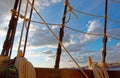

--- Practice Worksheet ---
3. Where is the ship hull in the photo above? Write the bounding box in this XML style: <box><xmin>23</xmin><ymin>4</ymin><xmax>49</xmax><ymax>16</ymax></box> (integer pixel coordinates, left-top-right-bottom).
<box><xmin>35</xmin><ymin>68</ymin><xmax>120</xmax><ymax>78</ymax></box>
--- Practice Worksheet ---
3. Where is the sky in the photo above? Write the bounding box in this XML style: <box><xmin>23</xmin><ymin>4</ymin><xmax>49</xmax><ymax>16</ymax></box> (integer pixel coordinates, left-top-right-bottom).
<box><xmin>0</xmin><ymin>0</ymin><xmax>120</xmax><ymax>68</ymax></box>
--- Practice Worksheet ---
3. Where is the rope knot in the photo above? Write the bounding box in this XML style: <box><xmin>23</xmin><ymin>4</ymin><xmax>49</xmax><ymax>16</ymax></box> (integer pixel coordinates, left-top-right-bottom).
<box><xmin>104</xmin><ymin>14</ymin><xmax>107</xmax><ymax>18</ymax></box>
<box><xmin>11</xmin><ymin>9</ymin><xmax>18</xmax><ymax>16</ymax></box>
<box><xmin>68</xmin><ymin>6</ymin><xmax>73</xmax><ymax>12</ymax></box>
<box><xmin>19</xmin><ymin>14</ymin><xmax>25</xmax><ymax>19</ymax></box>
<box><xmin>25</xmin><ymin>18</ymin><xmax>30</xmax><ymax>22</ymax></box>
<box><xmin>64</xmin><ymin>0</ymin><xmax>69</xmax><ymax>5</ymax></box>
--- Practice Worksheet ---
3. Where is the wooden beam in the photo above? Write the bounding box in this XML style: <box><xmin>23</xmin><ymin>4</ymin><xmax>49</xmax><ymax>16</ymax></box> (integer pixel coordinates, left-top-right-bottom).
<box><xmin>35</xmin><ymin>68</ymin><xmax>120</xmax><ymax>78</ymax></box>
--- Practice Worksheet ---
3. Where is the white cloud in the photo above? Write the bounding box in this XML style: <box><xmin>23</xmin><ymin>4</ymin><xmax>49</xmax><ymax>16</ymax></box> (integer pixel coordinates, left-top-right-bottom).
<box><xmin>0</xmin><ymin>0</ymin><xmax>62</xmax><ymax>53</ymax></box>
<box><xmin>0</xmin><ymin>0</ymin><xmax>12</xmax><ymax>27</ymax></box>
<box><xmin>0</xmin><ymin>27</ymin><xmax>7</xmax><ymax>37</ymax></box>
<box><xmin>51</xmin><ymin>0</ymin><xmax>61</xmax><ymax>3</ymax></box>
<box><xmin>116</xmin><ymin>42</ymin><xmax>120</xmax><ymax>47</ymax></box>
<box><xmin>80</xmin><ymin>19</ymin><xmax>103</xmax><ymax>43</ymax></box>
<box><xmin>27</xmin><ymin>25</ymin><xmax>76</xmax><ymax>48</ymax></box>
<box><xmin>39</xmin><ymin>0</ymin><xmax>61</xmax><ymax>7</ymax></box>
<box><xmin>27</xmin><ymin>25</ymin><xmax>57</xmax><ymax>47</ymax></box>
<box><xmin>0</xmin><ymin>0</ymin><xmax>62</xmax><ymax>27</ymax></box>
<box><xmin>106</xmin><ymin>42</ymin><xmax>120</xmax><ymax>63</ymax></box>
<box><xmin>0</xmin><ymin>27</ymin><xmax>8</xmax><ymax>52</ymax></box>
<box><xmin>108</xmin><ymin>28</ymin><xmax>120</xmax><ymax>39</ymax></box>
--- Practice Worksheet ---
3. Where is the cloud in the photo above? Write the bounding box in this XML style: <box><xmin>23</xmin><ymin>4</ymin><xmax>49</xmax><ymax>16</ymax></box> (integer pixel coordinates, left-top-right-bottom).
<box><xmin>27</xmin><ymin>25</ymin><xmax>57</xmax><ymax>48</ymax></box>
<box><xmin>0</xmin><ymin>0</ymin><xmax>13</xmax><ymax>14</ymax></box>
<box><xmin>80</xmin><ymin>19</ymin><xmax>103</xmax><ymax>43</ymax></box>
<box><xmin>51</xmin><ymin>0</ymin><xmax>61</xmax><ymax>3</ymax></box>
<box><xmin>0</xmin><ymin>0</ymin><xmax>62</xmax><ymax>52</ymax></box>
<box><xmin>108</xmin><ymin>28</ymin><xmax>120</xmax><ymax>39</ymax></box>
<box><xmin>24</xmin><ymin>19</ymin><xmax>104</xmax><ymax>67</ymax></box>
<box><xmin>38</xmin><ymin>0</ymin><xmax>61</xmax><ymax>7</ymax></box>
<box><xmin>0</xmin><ymin>0</ymin><xmax>62</xmax><ymax>26</ymax></box>
<box><xmin>0</xmin><ymin>0</ymin><xmax>12</xmax><ymax>27</ymax></box>
<box><xmin>0</xmin><ymin>27</ymin><xmax>8</xmax><ymax>51</ymax></box>
<box><xmin>105</xmin><ymin>42</ymin><xmax>120</xmax><ymax>64</ymax></box>
<box><xmin>27</xmin><ymin>25</ymin><xmax>77</xmax><ymax>48</ymax></box>
<box><xmin>0</xmin><ymin>27</ymin><xmax>8</xmax><ymax>37</ymax></box>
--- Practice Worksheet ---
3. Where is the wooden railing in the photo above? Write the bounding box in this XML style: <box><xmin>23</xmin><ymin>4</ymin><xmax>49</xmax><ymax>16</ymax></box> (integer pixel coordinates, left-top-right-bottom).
<box><xmin>35</xmin><ymin>68</ymin><xmax>120</xmax><ymax>78</ymax></box>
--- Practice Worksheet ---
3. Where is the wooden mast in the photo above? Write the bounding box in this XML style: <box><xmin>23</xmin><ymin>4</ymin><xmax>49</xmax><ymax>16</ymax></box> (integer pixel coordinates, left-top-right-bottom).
<box><xmin>1</xmin><ymin>0</ymin><xmax>20</xmax><ymax>56</ymax></box>
<box><xmin>54</xmin><ymin>0</ymin><xmax>68</xmax><ymax>68</ymax></box>
<box><xmin>101</xmin><ymin>0</ymin><xmax>108</xmax><ymax>68</ymax></box>
<box><xmin>23</xmin><ymin>0</ymin><xmax>35</xmax><ymax>57</ymax></box>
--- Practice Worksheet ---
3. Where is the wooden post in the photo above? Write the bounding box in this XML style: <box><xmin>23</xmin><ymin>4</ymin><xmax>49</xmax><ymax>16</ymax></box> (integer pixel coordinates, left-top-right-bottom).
<box><xmin>54</xmin><ymin>0</ymin><xmax>68</xmax><ymax>68</ymax></box>
<box><xmin>1</xmin><ymin>0</ymin><xmax>20</xmax><ymax>56</ymax></box>
<box><xmin>101</xmin><ymin>0</ymin><xmax>108</xmax><ymax>68</ymax></box>
<box><xmin>23</xmin><ymin>0</ymin><xmax>34</xmax><ymax>57</ymax></box>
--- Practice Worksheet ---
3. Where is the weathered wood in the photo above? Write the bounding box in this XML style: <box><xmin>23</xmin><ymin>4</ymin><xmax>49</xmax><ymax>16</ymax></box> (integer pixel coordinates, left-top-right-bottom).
<box><xmin>55</xmin><ymin>0</ymin><xmax>68</xmax><ymax>68</ymax></box>
<box><xmin>108</xmin><ymin>71</ymin><xmax>120</xmax><ymax>78</ymax></box>
<box><xmin>35</xmin><ymin>68</ymin><xmax>120</xmax><ymax>78</ymax></box>
<box><xmin>1</xmin><ymin>0</ymin><xmax>20</xmax><ymax>56</ymax></box>
<box><xmin>35</xmin><ymin>68</ymin><xmax>93</xmax><ymax>78</ymax></box>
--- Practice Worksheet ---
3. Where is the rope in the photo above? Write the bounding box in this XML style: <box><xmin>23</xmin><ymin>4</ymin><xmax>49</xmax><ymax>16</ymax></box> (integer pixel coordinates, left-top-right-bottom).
<box><xmin>30</xmin><ymin>20</ymin><xmax>104</xmax><ymax>36</ymax></box>
<box><xmin>71</xmin><ymin>11</ymin><xmax>79</xmax><ymax>19</ymax></box>
<box><xmin>23</xmin><ymin>0</ymin><xmax>34</xmax><ymax>57</ymax></box>
<box><xmin>92</xmin><ymin>63</ymin><xmax>109</xmax><ymax>78</ymax></box>
<box><xmin>67</xmin><ymin>2</ymin><xmax>79</xmax><ymax>20</ymax></box>
<box><xmin>1</xmin><ymin>0</ymin><xmax>21</xmax><ymax>56</ymax></box>
<box><xmin>31</xmin><ymin>20</ymin><xmax>62</xmax><ymax>26</ymax></box>
<box><xmin>65</xmin><ymin>12</ymin><xmax>71</xmax><ymax>23</ymax></box>
<box><xmin>10</xmin><ymin>0</ymin><xmax>22</xmax><ymax>57</ymax></box>
<box><xmin>65</xmin><ymin>26</ymin><xmax>104</xmax><ymax>36</ymax></box>
<box><xmin>10</xmin><ymin>10</ymin><xmax>120</xmax><ymax>40</ymax></box>
<box><xmin>17</xmin><ymin>12</ymin><xmax>120</xmax><ymax>27</ymax></box>
<box><xmin>73</xmin><ymin>9</ymin><xmax>104</xmax><ymax>18</ymax></box>
<box><xmin>88</xmin><ymin>57</ymin><xmax>109</xmax><ymax>78</ymax></box>
<box><xmin>65</xmin><ymin>26</ymin><xmax>120</xmax><ymax>40</ymax></box>
<box><xmin>108</xmin><ymin>17</ymin><xmax>120</xmax><ymax>25</ymax></box>
<box><xmin>112</xmin><ymin>0</ymin><xmax>120</xmax><ymax>4</ymax></box>
<box><xmin>55</xmin><ymin>0</ymin><xmax>68</xmax><ymax>69</ymax></box>
<box><xmin>17</xmin><ymin>0</ymin><xmax>29</xmax><ymax>53</ymax></box>
<box><xmin>15</xmin><ymin>57</ymin><xmax>36</xmax><ymax>78</ymax></box>
<box><xmin>28</xmin><ymin>19</ymin><xmax>120</xmax><ymax>40</ymax></box>
<box><xmin>27</xmin><ymin>0</ymin><xmax>88</xmax><ymax>78</ymax></box>
<box><xmin>11</xmin><ymin>9</ymin><xmax>120</xmax><ymax>40</ymax></box>
<box><xmin>66</xmin><ymin>1</ymin><xmax>120</xmax><ymax>26</ymax></box>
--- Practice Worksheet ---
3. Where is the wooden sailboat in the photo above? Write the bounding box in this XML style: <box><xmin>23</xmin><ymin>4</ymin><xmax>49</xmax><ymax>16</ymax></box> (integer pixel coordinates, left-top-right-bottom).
<box><xmin>0</xmin><ymin>0</ymin><xmax>120</xmax><ymax>78</ymax></box>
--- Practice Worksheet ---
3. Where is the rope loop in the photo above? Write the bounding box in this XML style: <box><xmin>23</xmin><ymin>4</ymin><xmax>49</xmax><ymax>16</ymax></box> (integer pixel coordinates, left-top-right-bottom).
<box><xmin>68</xmin><ymin>6</ymin><xmax>73</xmax><ymax>12</ymax></box>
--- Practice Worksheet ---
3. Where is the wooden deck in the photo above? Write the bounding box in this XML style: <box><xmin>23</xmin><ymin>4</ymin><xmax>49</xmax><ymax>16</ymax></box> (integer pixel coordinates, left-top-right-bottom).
<box><xmin>35</xmin><ymin>68</ymin><xmax>120</xmax><ymax>78</ymax></box>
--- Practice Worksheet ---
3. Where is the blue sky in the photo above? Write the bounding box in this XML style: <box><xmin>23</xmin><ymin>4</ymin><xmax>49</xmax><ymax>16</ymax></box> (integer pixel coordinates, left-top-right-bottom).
<box><xmin>0</xmin><ymin>0</ymin><xmax>120</xmax><ymax>68</ymax></box>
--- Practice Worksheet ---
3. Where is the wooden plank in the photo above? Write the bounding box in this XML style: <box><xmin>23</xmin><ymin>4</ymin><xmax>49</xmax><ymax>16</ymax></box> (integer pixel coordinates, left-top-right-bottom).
<box><xmin>108</xmin><ymin>71</ymin><xmax>120</xmax><ymax>78</ymax></box>
<box><xmin>35</xmin><ymin>68</ymin><xmax>93</xmax><ymax>78</ymax></box>
<box><xmin>35</xmin><ymin>68</ymin><xmax>120</xmax><ymax>78</ymax></box>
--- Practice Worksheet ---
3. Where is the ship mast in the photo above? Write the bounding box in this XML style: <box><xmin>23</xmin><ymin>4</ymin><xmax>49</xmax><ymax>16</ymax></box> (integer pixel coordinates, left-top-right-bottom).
<box><xmin>23</xmin><ymin>0</ymin><xmax>34</xmax><ymax>57</ymax></box>
<box><xmin>1</xmin><ymin>0</ymin><xmax>21</xmax><ymax>57</ymax></box>
<box><xmin>101</xmin><ymin>0</ymin><xmax>108</xmax><ymax>68</ymax></box>
<box><xmin>54</xmin><ymin>0</ymin><xmax>68</xmax><ymax>68</ymax></box>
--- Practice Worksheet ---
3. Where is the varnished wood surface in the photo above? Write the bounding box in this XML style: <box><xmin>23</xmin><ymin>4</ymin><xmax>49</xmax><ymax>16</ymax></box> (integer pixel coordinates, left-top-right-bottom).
<box><xmin>35</xmin><ymin>68</ymin><xmax>120</xmax><ymax>78</ymax></box>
